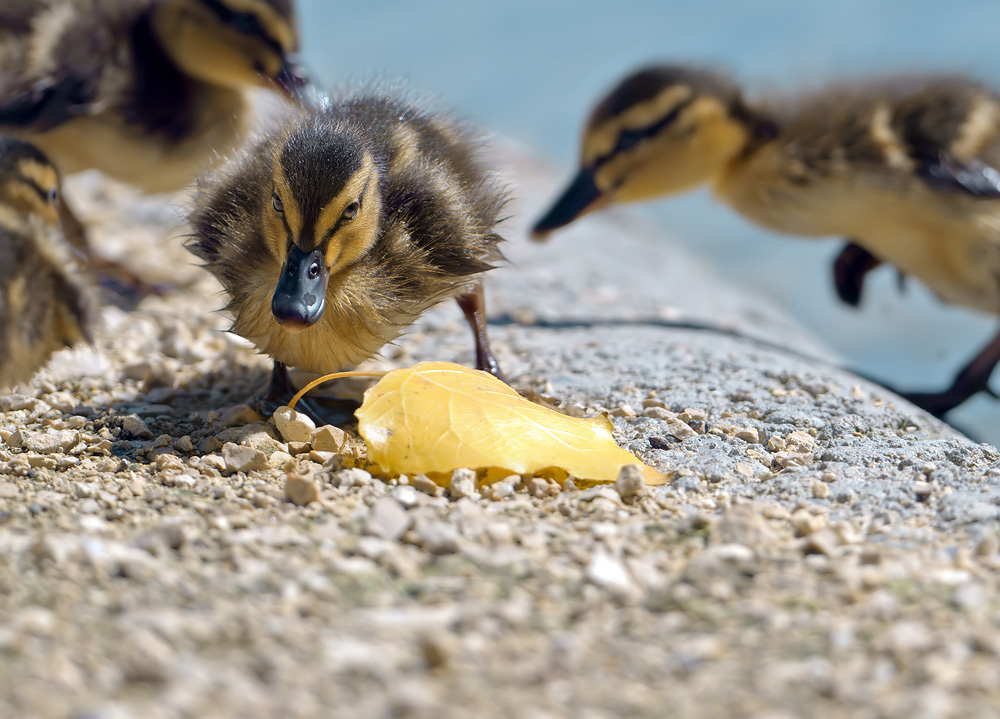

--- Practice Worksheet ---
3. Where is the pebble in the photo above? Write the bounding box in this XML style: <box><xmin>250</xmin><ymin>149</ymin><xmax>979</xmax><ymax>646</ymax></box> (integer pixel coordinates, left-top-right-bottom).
<box><xmin>449</xmin><ymin>468</ymin><xmax>478</xmax><ymax>499</ymax></box>
<box><xmin>413</xmin><ymin>521</ymin><xmax>461</xmax><ymax>554</ymax></box>
<box><xmin>412</xmin><ymin>474</ymin><xmax>444</xmax><ymax>497</ymax></box>
<box><xmin>310</xmin><ymin>425</ymin><xmax>347</xmax><ymax>453</ymax></box>
<box><xmin>285</xmin><ymin>474</ymin><xmax>320</xmax><ymax>506</ymax></box>
<box><xmin>363</xmin><ymin>497</ymin><xmax>412</xmax><ymax>541</ymax></box>
<box><xmin>272</xmin><ymin>406</ymin><xmax>316</xmax><ymax>444</ymax></box>
<box><xmin>391</xmin><ymin>485</ymin><xmax>419</xmax><ymax>508</ymax></box>
<box><xmin>121</xmin><ymin>415</ymin><xmax>153</xmax><ymax>440</ymax></box>
<box><xmin>24</xmin><ymin>430</ymin><xmax>80</xmax><ymax>454</ymax></box>
<box><xmin>0</xmin><ymin>482</ymin><xmax>19</xmax><ymax>498</ymax></box>
<box><xmin>735</xmin><ymin>427</ymin><xmax>760</xmax><ymax>444</ymax></box>
<box><xmin>615</xmin><ymin>465</ymin><xmax>646</xmax><ymax>503</ymax></box>
<box><xmin>586</xmin><ymin>552</ymin><xmax>634</xmax><ymax>596</ymax></box>
<box><xmin>334</xmin><ymin>467</ymin><xmax>373</xmax><ymax>489</ymax></box>
<box><xmin>222</xmin><ymin>443</ymin><xmax>267</xmax><ymax>474</ymax></box>
<box><xmin>219</xmin><ymin>403</ymin><xmax>262</xmax><ymax>427</ymax></box>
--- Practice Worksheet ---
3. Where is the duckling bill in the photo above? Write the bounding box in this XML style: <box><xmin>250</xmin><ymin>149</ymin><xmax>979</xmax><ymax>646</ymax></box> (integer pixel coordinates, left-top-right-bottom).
<box><xmin>534</xmin><ymin>65</ymin><xmax>1000</xmax><ymax>417</ymax></box>
<box><xmin>0</xmin><ymin>137</ymin><xmax>94</xmax><ymax>388</ymax></box>
<box><xmin>188</xmin><ymin>91</ymin><xmax>507</xmax><ymax>419</ymax></box>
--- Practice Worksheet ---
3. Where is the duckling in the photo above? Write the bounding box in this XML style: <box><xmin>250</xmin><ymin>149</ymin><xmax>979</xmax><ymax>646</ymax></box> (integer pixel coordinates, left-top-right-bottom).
<box><xmin>187</xmin><ymin>91</ymin><xmax>507</xmax><ymax>419</ymax></box>
<box><xmin>0</xmin><ymin>137</ymin><xmax>94</xmax><ymax>388</ymax></box>
<box><xmin>533</xmin><ymin>65</ymin><xmax>1000</xmax><ymax>416</ymax></box>
<box><xmin>0</xmin><ymin>0</ymin><xmax>310</xmax><ymax>192</ymax></box>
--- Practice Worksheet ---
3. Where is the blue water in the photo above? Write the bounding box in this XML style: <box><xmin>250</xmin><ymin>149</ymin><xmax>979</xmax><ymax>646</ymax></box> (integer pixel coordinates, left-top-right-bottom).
<box><xmin>299</xmin><ymin>0</ymin><xmax>1000</xmax><ymax>445</ymax></box>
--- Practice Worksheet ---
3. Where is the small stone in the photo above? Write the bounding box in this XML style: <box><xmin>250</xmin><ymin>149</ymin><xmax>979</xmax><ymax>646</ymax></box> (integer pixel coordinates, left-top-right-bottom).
<box><xmin>586</xmin><ymin>552</ymin><xmax>634</xmax><ymax>596</ymax></box>
<box><xmin>391</xmin><ymin>485</ymin><xmax>419</xmax><ymax>508</ymax></box>
<box><xmin>222</xmin><ymin>442</ymin><xmax>267</xmax><ymax>474</ymax></box>
<box><xmin>678</xmin><ymin>408</ymin><xmax>706</xmax><ymax>423</ymax></box>
<box><xmin>334</xmin><ymin>467</ymin><xmax>373</xmax><ymax>488</ymax></box>
<box><xmin>615</xmin><ymin>465</ymin><xmax>646</xmax><ymax>503</ymax></box>
<box><xmin>412</xmin><ymin>474</ymin><xmax>444</xmax><ymax>497</ymax></box>
<box><xmin>642</xmin><ymin>406</ymin><xmax>673</xmax><ymax>420</ymax></box>
<box><xmin>735</xmin><ymin>463</ymin><xmax>753</xmax><ymax>477</ymax></box>
<box><xmin>488</xmin><ymin>478</ymin><xmax>516</xmax><ymax>501</ymax></box>
<box><xmin>272</xmin><ymin>406</ymin><xmax>316</xmax><ymax>444</ymax></box>
<box><xmin>307</xmin><ymin>450</ymin><xmax>336</xmax><ymax>464</ymax></box>
<box><xmin>201</xmin><ymin>436</ymin><xmax>222</xmax><ymax>453</ymax></box>
<box><xmin>666</xmin><ymin>418</ymin><xmax>697</xmax><ymax>439</ymax></box>
<box><xmin>449</xmin><ymin>468</ymin><xmax>477</xmax><ymax>499</ymax></box>
<box><xmin>121</xmin><ymin>415</ymin><xmax>153</xmax><ymax>440</ymax></box>
<box><xmin>648</xmin><ymin>436</ymin><xmax>674</xmax><ymax>450</ymax></box>
<box><xmin>812</xmin><ymin>481</ymin><xmax>830</xmax><ymax>499</ymax></box>
<box><xmin>735</xmin><ymin>427</ymin><xmax>759</xmax><ymax>444</ymax></box>
<box><xmin>913</xmin><ymin>481</ymin><xmax>934</xmax><ymax>500</ymax></box>
<box><xmin>414</xmin><ymin>521</ymin><xmax>460</xmax><ymax>554</ymax></box>
<box><xmin>791</xmin><ymin>508</ymin><xmax>825</xmax><ymax>537</ymax></box>
<box><xmin>0</xmin><ymin>483</ymin><xmax>19</xmax><ymax>499</ymax></box>
<box><xmin>5</xmin><ymin>429</ymin><xmax>25</xmax><ymax>449</ymax></box>
<box><xmin>285</xmin><ymin>474</ymin><xmax>320</xmax><ymax>505</ymax></box>
<box><xmin>310</xmin><ymin>425</ymin><xmax>347</xmax><ymax>453</ymax></box>
<box><xmin>218</xmin><ymin>403</ymin><xmax>262</xmax><ymax>427</ymax></box>
<box><xmin>287</xmin><ymin>441</ymin><xmax>311</xmax><ymax>455</ymax></box>
<box><xmin>172</xmin><ymin>435</ymin><xmax>194</xmax><ymax>453</ymax></box>
<box><xmin>364</xmin><ymin>497</ymin><xmax>411</xmax><ymax>541</ymax></box>
<box><xmin>804</xmin><ymin>528</ymin><xmax>842</xmax><ymax>556</ymax></box>
<box><xmin>24</xmin><ymin>430</ymin><xmax>80</xmax><ymax>454</ymax></box>
<box><xmin>610</xmin><ymin>405</ymin><xmax>637</xmax><ymax>418</ymax></box>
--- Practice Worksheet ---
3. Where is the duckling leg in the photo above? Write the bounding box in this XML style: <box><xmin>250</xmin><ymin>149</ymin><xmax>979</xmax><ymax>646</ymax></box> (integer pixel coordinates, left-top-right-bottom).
<box><xmin>898</xmin><ymin>329</ymin><xmax>1000</xmax><ymax>417</ymax></box>
<box><xmin>58</xmin><ymin>196</ymin><xmax>170</xmax><ymax>310</ymax></box>
<box><xmin>833</xmin><ymin>241</ymin><xmax>882</xmax><ymax>307</ymax></box>
<box><xmin>456</xmin><ymin>282</ymin><xmax>503</xmax><ymax>378</ymax></box>
<box><xmin>253</xmin><ymin>361</ymin><xmax>360</xmax><ymax>426</ymax></box>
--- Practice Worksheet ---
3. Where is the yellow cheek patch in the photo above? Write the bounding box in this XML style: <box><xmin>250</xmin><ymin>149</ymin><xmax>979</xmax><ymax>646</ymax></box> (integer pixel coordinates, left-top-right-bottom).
<box><xmin>4</xmin><ymin>182</ymin><xmax>58</xmax><ymax>224</ymax></box>
<box><xmin>952</xmin><ymin>95</ymin><xmax>1000</xmax><ymax>160</ymax></box>
<box><xmin>317</xmin><ymin>155</ymin><xmax>376</xmax><ymax>268</ymax></box>
<box><xmin>16</xmin><ymin>159</ymin><xmax>58</xmax><ymax>196</ymax></box>
<box><xmin>583</xmin><ymin>84</ymin><xmax>694</xmax><ymax>167</ymax></box>
<box><xmin>869</xmin><ymin>103</ymin><xmax>912</xmax><ymax>170</ymax></box>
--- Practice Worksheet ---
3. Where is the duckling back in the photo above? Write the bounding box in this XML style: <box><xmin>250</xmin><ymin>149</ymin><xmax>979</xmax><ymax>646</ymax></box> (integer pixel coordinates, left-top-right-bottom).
<box><xmin>189</xmin><ymin>90</ymin><xmax>506</xmax><ymax>375</ymax></box>
<box><xmin>0</xmin><ymin>137</ymin><xmax>94</xmax><ymax>388</ymax></box>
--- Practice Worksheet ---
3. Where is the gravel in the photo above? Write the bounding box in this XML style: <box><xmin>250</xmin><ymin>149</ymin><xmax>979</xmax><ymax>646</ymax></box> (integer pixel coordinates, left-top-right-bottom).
<box><xmin>1</xmin><ymin>152</ymin><xmax>999</xmax><ymax>718</ymax></box>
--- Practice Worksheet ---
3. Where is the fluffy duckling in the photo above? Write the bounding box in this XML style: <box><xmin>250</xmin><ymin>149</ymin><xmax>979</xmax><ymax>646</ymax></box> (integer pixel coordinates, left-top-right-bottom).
<box><xmin>533</xmin><ymin>65</ymin><xmax>1000</xmax><ymax>416</ymax></box>
<box><xmin>0</xmin><ymin>137</ymin><xmax>94</xmax><ymax>388</ymax></box>
<box><xmin>0</xmin><ymin>0</ymin><xmax>310</xmax><ymax>192</ymax></box>
<box><xmin>188</xmin><ymin>91</ymin><xmax>507</xmax><ymax>418</ymax></box>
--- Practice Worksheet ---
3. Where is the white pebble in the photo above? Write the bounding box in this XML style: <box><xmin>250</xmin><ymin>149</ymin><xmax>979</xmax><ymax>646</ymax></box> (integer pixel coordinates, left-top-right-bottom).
<box><xmin>272</xmin><ymin>406</ymin><xmax>316</xmax><ymax>444</ymax></box>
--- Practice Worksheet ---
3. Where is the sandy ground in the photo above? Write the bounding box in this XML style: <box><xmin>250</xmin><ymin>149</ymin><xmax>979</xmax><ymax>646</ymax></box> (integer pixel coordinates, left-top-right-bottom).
<box><xmin>1</xmin><ymin>149</ymin><xmax>1000</xmax><ymax>719</ymax></box>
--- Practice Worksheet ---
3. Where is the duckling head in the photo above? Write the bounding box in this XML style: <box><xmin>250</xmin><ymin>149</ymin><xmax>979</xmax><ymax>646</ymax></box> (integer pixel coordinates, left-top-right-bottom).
<box><xmin>0</xmin><ymin>137</ymin><xmax>63</xmax><ymax>227</ymax></box>
<box><xmin>532</xmin><ymin>65</ymin><xmax>755</xmax><ymax>239</ymax></box>
<box><xmin>152</xmin><ymin>0</ymin><xmax>310</xmax><ymax>101</ymax></box>
<box><xmin>265</xmin><ymin>122</ymin><xmax>382</xmax><ymax>332</ymax></box>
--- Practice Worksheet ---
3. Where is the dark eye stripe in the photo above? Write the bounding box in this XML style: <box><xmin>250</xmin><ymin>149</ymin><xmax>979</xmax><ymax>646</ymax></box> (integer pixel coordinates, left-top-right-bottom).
<box><xmin>197</xmin><ymin>0</ymin><xmax>284</xmax><ymax>55</ymax></box>
<box><xmin>592</xmin><ymin>98</ymin><xmax>693</xmax><ymax>170</ymax></box>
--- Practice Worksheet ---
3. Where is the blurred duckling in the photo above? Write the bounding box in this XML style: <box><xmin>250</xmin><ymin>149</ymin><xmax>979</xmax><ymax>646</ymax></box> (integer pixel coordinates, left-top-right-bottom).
<box><xmin>188</xmin><ymin>91</ymin><xmax>507</xmax><ymax>419</ymax></box>
<box><xmin>0</xmin><ymin>0</ymin><xmax>311</xmax><ymax>192</ymax></box>
<box><xmin>533</xmin><ymin>65</ymin><xmax>1000</xmax><ymax>416</ymax></box>
<box><xmin>0</xmin><ymin>137</ymin><xmax>94</xmax><ymax>388</ymax></box>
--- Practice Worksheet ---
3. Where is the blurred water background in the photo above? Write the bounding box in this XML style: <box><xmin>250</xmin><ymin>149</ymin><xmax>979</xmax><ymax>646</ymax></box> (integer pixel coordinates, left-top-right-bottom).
<box><xmin>298</xmin><ymin>0</ymin><xmax>1000</xmax><ymax>445</ymax></box>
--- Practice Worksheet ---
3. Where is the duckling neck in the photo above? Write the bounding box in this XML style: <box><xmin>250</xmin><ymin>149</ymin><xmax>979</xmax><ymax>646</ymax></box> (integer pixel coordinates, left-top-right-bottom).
<box><xmin>127</xmin><ymin>9</ymin><xmax>202</xmax><ymax>142</ymax></box>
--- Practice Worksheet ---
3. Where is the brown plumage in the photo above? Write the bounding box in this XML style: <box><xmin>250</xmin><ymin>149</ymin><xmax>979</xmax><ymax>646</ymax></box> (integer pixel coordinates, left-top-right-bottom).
<box><xmin>0</xmin><ymin>137</ymin><xmax>94</xmax><ymax>388</ymax></box>
<box><xmin>188</xmin><ymin>90</ymin><xmax>507</xmax><ymax>414</ymax></box>
<box><xmin>0</xmin><ymin>0</ymin><xmax>308</xmax><ymax>192</ymax></box>
<box><xmin>533</xmin><ymin>65</ymin><xmax>1000</xmax><ymax>415</ymax></box>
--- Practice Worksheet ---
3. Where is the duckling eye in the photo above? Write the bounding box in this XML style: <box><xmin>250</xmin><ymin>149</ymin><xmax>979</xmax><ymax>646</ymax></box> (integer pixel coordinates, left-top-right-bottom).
<box><xmin>342</xmin><ymin>201</ymin><xmax>360</xmax><ymax>221</ymax></box>
<box><xmin>307</xmin><ymin>259</ymin><xmax>322</xmax><ymax>279</ymax></box>
<box><xmin>48</xmin><ymin>187</ymin><xmax>58</xmax><ymax>203</ymax></box>
<box><xmin>272</xmin><ymin>193</ymin><xmax>284</xmax><ymax>214</ymax></box>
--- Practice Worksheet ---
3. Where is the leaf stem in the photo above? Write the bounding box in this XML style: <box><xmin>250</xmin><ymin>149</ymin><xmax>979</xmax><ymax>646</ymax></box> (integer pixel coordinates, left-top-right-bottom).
<box><xmin>288</xmin><ymin>370</ymin><xmax>388</xmax><ymax>410</ymax></box>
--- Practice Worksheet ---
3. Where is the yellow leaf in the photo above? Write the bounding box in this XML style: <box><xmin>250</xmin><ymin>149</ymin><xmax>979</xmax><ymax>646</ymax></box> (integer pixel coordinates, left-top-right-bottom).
<box><xmin>355</xmin><ymin>362</ymin><xmax>668</xmax><ymax>484</ymax></box>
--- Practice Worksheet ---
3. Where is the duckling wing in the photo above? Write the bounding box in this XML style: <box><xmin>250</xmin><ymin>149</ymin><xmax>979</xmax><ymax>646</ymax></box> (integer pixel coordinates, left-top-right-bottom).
<box><xmin>916</xmin><ymin>155</ymin><xmax>1000</xmax><ymax>198</ymax></box>
<box><xmin>892</xmin><ymin>80</ymin><xmax>1000</xmax><ymax>198</ymax></box>
<box><xmin>0</xmin><ymin>5</ymin><xmax>109</xmax><ymax>132</ymax></box>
